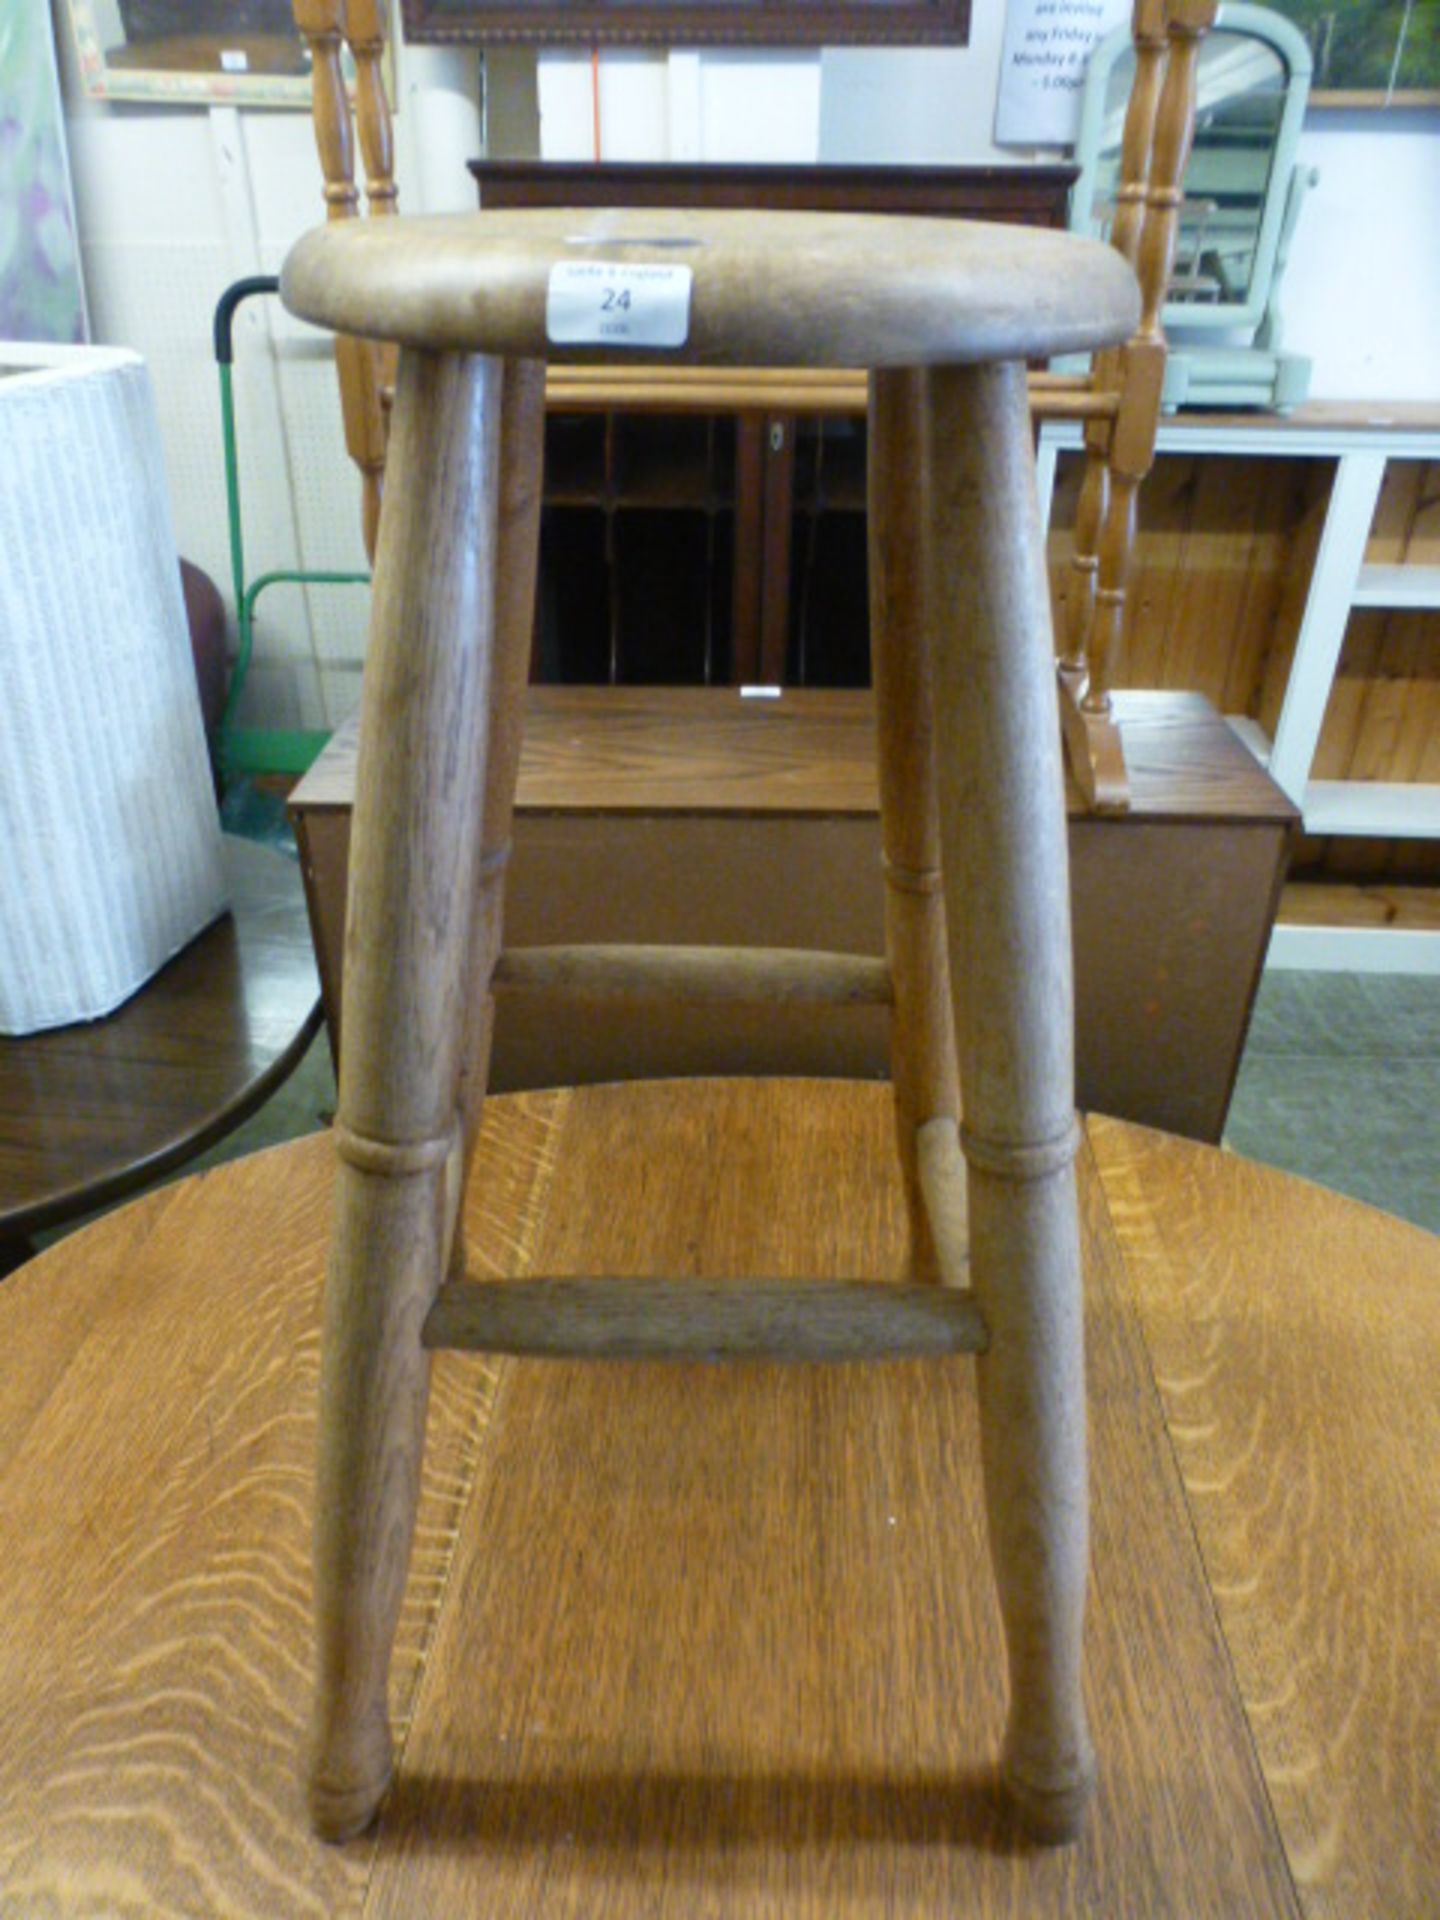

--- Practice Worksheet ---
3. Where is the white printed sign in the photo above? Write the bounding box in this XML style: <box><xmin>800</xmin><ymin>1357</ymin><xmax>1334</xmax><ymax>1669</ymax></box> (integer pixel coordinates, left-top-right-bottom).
<box><xmin>546</xmin><ymin>261</ymin><xmax>693</xmax><ymax>350</ymax></box>
<box><xmin>994</xmin><ymin>0</ymin><xmax>1129</xmax><ymax>147</ymax></box>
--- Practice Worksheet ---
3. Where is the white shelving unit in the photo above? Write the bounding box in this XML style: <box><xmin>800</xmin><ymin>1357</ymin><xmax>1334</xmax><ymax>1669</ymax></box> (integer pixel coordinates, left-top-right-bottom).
<box><xmin>1039</xmin><ymin>407</ymin><xmax>1440</xmax><ymax>973</ymax></box>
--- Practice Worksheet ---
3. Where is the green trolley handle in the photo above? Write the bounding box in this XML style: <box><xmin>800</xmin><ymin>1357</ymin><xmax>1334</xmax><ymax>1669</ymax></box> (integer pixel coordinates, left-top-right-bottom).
<box><xmin>213</xmin><ymin>276</ymin><xmax>370</xmax><ymax>779</ymax></box>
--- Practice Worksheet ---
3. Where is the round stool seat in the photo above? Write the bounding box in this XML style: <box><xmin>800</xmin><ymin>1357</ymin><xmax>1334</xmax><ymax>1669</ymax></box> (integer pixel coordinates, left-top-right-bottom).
<box><xmin>280</xmin><ymin>207</ymin><xmax>1138</xmax><ymax>368</ymax></box>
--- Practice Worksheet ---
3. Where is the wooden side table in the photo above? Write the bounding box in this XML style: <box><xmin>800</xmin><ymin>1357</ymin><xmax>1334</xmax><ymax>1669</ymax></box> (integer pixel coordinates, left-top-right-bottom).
<box><xmin>0</xmin><ymin>1080</ymin><xmax>1433</xmax><ymax>1913</ymax></box>
<box><xmin>0</xmin><ymin>835</ymin><xmax>322</xmax><ymax>1273</ymax></box>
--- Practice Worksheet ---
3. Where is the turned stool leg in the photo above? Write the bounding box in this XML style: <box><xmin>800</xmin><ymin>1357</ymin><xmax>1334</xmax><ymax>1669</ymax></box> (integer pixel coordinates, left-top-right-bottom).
<box><xmin>868</xmin><ymin>368</ymin><xmax>962</xmax><ymax>1286</ymax></box>
<box><xmin>925</xmin><ymin>360</ymin><xmax>1095</xmax><ymax>1839</ymax></box>
<box><xmin>309</xmin><ymin>348</ymin><xmax>504</xmax><ymax>1841</ymax></box>
<box><xmin>449</xmin><ymin>359</ymin><xmax>546</xmax><ymax>1282</ymax></box>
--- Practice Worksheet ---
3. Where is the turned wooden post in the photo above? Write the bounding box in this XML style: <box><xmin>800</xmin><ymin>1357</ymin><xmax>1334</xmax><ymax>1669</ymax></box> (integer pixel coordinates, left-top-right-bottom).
<box><xmin>1061</xmin><ymin>0</ymin><xmax>1169</xmax><ymax>686</ymax></box>
<box><xmin>292</xmin><ymin>0</ymin><xmax>396</xmax><ymax>558</ymax></box>
<box><xmin>448</xmin><ymin>357</ymin><xmax>546</xmax><ymax>1280</ymax></box>
<box><xmin>926</xmin><ymin>360</ymin><xmax>1094</xmax><ymax>1840</ymax></box>
<box><xmin>309</xmin><ymin>348</ymin><xmax>502</xmax><ymax>1842</ymax></box>
<box><xmin>1083</xmin><ymin>0</ymin><xmax>1213</xmax><ymax>720</ymax></box>
<box><xmin>346</xmin><ymin>0</ymin><xmax>398</xmax><ymax>223</ymax></box>
<box><xmin>1071</xmin><ymin>0</ymin><xmax>1218</xmax><ymax>721</ymax></box>
<box><xmin>867</xmin><ymin>367</ymin><xmax>963</xmax><ymax>1287</ymax></box>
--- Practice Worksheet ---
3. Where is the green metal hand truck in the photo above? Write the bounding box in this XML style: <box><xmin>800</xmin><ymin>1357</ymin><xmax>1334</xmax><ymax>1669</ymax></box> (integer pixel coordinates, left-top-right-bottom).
<box><xmin>212</xmin><ymin>275</ymin><xmax>370</xmax><ymax>783</ymax></box>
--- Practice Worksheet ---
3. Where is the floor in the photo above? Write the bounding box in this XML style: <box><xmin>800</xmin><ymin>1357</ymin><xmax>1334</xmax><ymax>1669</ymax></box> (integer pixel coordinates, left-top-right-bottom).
<box><xmin>158</xmin><ymin>963</ymin><xmax>1440</xmax><ymax>1241</ymax></box>
<box><xmin>1225</xmin><ymin>968</ymin><xmax>1440</xmax><ymax>1236</ymax></box>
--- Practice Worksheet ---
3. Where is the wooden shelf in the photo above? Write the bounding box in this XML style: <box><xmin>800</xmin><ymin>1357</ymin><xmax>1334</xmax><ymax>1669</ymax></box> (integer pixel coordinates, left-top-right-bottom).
<box><xmin>614</xmin><ymin>415</ymin><xmax>726</xmax><ymax>507</ymax></box>
<box><xmin>1303</xmin><ymin>781</ymin><xmax>1440</xmax><ymax>840</ymax></box>
<box><xmin>1352</xmin><ymin>563</ymin><xmax>1440</xmax><ymax>610</ymax></box>
<box><xmin>1097</xmin><ymin>412</ymin><xmax>1440</xmax><ymax>970</ymax></box>
<box><xmin>1278</xmin><ymin>879</ymin><xmax>1440</xmax><ymax>931</ymax></box>
<box><xmin>1270</xmin><ymin>875</ymin><xmax>1440</xmax><ymax>976</ymax></box>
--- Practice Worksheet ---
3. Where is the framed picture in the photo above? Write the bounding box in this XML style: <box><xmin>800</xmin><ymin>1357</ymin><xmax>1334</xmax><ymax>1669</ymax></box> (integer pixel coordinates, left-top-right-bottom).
<box><xmin>0</xmin><ymin>9</ymin><xmax>87</xmax><ymax>341</ymax></box>
<box><xmin>403</xmin><ymin>0</ymin><xmax>970</xmax><ymax>49</ymax></box>
<box><xmin>66</xmin><ymin>0</ymin><xmax>392</xmax><ymax>108</ymax></box>
<box><xmin>1263</xmin><ymin>0</ymin><xmax>1440</xmax><ymax>106</ymax></box>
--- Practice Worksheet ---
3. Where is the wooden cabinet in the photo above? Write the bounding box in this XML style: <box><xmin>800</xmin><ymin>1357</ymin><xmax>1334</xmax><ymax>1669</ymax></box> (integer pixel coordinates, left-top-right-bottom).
<box><xmin>531</xmin><ymin>407</ymin><xmax>877</xmax><ymax>687</ymax></box>
<box><xmin>473</xmin><ymin>161</ymin><xmax>1074</xmax><ymax>689</ymax></box>
<box><xmin>535</xmin><ymin>411</ymin><xmax>739</xmax><ymax>683</ymax></box>
<box><xmin>289</xmin><ymin>687</ymin><xmax>1295</xmax><ymax>1143</ymax></box>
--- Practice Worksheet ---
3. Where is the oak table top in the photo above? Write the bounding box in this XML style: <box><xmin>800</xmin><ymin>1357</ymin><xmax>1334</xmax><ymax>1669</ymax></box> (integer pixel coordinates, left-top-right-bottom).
<box><xmin>0</xmin><ymin>1079</ymin><xmax>1434</xmax><ymax>1917</ymax></box>
<box><xmin>0</xmin><ymin>836</ymin><xmax>322</xmax><ymax>1250</ymax></box>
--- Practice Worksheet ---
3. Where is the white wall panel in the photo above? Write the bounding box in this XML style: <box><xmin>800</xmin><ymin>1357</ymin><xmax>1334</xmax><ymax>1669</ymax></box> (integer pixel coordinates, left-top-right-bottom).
<box><xmin>77</xmin><ymin>237</ymin><xmax>235</xmax><ymax>598</ymax></box>
<box><xmin>818</xmin><ymin>4</ymin><xmax>1014</xmax><ymax>165</ymax></box>
<box><xmin>535</xmin><ymin>48</ymin><xmax>820</xmax><ymax>164</ymax></box>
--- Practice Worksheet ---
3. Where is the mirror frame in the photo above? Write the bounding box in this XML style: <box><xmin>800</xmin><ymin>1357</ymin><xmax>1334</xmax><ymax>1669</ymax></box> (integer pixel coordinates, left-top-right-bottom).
<box><xmin>1071</xmin><ymin>1</ymin><xmax>1313</xmax><ymax>337</ymax></box>
<box><xmin>63</xmin><ymin>0</ymin><xmax>394</xmax><ymax>108</ymax></box>
<box><xmin>403</xmin><ymin>0</ymin><xmax>968</xmax><ymax>47</ymax></box>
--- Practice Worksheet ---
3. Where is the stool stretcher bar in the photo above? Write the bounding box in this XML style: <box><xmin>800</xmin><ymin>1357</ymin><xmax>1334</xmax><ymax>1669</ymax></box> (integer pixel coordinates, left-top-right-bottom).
<box><xmin>423</xmin><ymin>1276</ymin><xmax>988</xmax><ymax>1361</ymax></box>
<box><xmin>492</xmin><ymin>944</ymin><xmax>894</xmax><ymax>1006</ymax></box>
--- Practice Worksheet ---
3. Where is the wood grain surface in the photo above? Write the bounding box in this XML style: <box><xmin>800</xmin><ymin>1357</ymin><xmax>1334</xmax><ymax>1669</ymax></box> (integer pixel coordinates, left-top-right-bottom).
<box><xmin>1278</xmin><ymin>880</ymin><xmax>1440</xmax><ymax>931</ymax></box>
<box><xmin>289</xmin><ymin>687</ymin><xmax>1291</xmax><ymax>1144</ymax></box>
<box><xmin>1089</xmin><ymin>1114</ymin><xmax>1440</xmax><ymax>1920</ymax></box>
<box><xmin>308</xmin><ymin>348</ymin><xmax>508</xmax><ymax>1838</ymax></box>
<box><xmin>493</xmin><ymin>943</ymin><xmax>894</xmax><ymax>1005</ymax></box>
<box><xmin>0</xmin><ymin>837</ymin><xmax>321</xmax><ymax>1240</ymax></box>
<box><xmin>470</xmin><ymin>159</ymin><xmax>1077</xmax><ymax>227</ymax></box>
<box><xmin>868</xmin><ymin>366</ymin><xmax>960</xmax><ymax>1285</ymax></box>
<box><xmin>0</xmin><ymin>1079</ymin><xmax>1365</xmax><ymax>1917</ymax></box>
<box><xmin>0</xmin><ymin>1129</ymin><xmax>505</xmax><ymax>1918</ymax></box>
<box><xmin>535</xmin><ymin>366</ymin><xmax>1117</xmax><ymax>420</ymax></box>
<box><xmin>279</xmin><ymin>209</ymin><xmax>1138</xmax><ymax>370</ymax></box>
<box><xmin>422</xmin><ymin>1274</ymin><xmax>988</xmax><ymax>1360</ymax></box>
<box><xmin>293</xmin><ymin>685</ymin><xmax>1294</xmax><ymax>824</ymax></box>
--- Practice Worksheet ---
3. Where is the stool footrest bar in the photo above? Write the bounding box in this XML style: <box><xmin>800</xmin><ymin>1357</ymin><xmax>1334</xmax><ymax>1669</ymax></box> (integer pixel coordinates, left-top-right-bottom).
<box><xmin>423</xmin><ymin>1277</ymin><xmax>988</xmax><ymax>1361</ymax></box>
<box><xmin>493</xmin><ymin>945</ymin><xmax>893</xmax><ymax>1007</ymax></box>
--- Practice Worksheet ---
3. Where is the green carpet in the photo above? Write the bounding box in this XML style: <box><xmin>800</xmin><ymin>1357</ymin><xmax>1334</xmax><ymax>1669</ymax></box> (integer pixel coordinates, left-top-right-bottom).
<box><xmin>1224</xmin><ymin>970</ymin><xmax>1440</xmax><ymax>1235</ymax></box>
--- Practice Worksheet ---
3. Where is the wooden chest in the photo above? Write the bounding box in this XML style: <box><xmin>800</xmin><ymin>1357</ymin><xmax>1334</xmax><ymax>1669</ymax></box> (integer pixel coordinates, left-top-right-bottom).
<box><xmin>288</xmin><ymin>685</ymin><xmax>1295</xmax><ymax>1142</ymax></box>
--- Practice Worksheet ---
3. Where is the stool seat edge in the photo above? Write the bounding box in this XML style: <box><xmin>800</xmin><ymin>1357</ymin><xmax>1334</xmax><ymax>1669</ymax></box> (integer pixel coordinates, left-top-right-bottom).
<box><xmin>279</xmin><ymin>207</ymin><xmax>1139</xmax><ymax>368</ymax></box>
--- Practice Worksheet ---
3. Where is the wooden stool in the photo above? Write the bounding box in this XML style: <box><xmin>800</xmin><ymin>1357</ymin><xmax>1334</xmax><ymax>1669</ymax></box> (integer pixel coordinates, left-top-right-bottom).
<box><xmin>280</xmin><ymin>209</ymin><xmax>1138</xmax><ymax>1849</ymax></box>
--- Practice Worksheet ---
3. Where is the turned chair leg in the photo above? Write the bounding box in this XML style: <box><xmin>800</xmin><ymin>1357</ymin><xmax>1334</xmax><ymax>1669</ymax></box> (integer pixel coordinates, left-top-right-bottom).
<box><xmin>309</xmin><ymin>347</ymin><xmax>504</xmax><ymax>1842</ymax></box>
<box><xmin>867</xmin><ymin>368</ymin><xmax>963</xmax><ymax>1288</ymax></box>
<box><xmin>449</xmin><ymin>359</ymin><xmax>546</xmax><ymax>1284</ymax></box>
<box><xmin>926</xmin><ymin>361</ymin><xmax>1095</xmax><ymax>1840</ymax></box>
